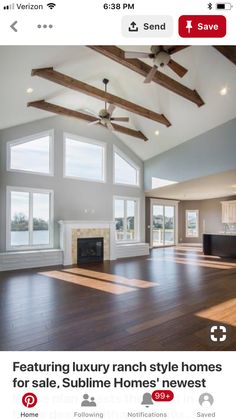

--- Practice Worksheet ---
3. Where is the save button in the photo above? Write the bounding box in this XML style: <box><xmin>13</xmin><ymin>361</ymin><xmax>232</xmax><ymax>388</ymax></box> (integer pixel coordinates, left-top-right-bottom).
<box><xmin>179</xmin><ymin>15</ymin><xmax>226</xmax><ymax>38</ymax></box>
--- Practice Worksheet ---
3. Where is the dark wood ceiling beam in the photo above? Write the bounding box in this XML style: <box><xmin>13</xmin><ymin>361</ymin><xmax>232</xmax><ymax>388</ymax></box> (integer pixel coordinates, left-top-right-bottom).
<box><xmin>213</xmin><ymin>46</ymin><xmax>236</xmax><ymax>66</ymax></box>
<box><xmin>166</xmin><ymin>46</ymin><xmax>190</xmax><ymax>55</ymax></box>
<box><xmin>31</xmin><ymin>67</ymin><xmax>171</xmax><ymax>127</ymax></box>
<box><xmin>27</xmin><ymin>100</ymin><xmax>148</xmax><ymax>141</ymax></box>
<box><xmin>88</xmin><ymin>46</ymin><xmax>204</xmax><ymax>107</ymax></box>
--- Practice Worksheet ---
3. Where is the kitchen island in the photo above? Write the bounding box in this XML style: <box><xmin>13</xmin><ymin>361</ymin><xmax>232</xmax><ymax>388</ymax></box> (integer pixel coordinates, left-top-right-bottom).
<box><xmin>203</xmin><ymin>233</ymin><xmax>236</xmax><ymax>258</ymax></box>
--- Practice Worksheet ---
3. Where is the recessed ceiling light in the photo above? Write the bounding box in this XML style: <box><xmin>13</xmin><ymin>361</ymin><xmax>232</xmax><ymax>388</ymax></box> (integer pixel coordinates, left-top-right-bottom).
<box><xmin>26</xmin><ymin>88</ymin><xmax>34</xmax><ymax>94</ymax></box>
<box><xmin>155</xmin><ymin>130</ymin><xmax>159</xmax><ymax>136</ymax></box>
<box><xmin>220</xmin><ymin>86</ymin><xmax>228</xmax><ymax>96</ymax></box>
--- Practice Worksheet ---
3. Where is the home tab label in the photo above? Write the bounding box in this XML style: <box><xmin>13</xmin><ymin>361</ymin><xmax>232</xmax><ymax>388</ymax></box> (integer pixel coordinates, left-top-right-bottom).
<box><xmin>179</xmin><ymin>15</ymin><xmax>226</xmax><ymax>38</ymax></box>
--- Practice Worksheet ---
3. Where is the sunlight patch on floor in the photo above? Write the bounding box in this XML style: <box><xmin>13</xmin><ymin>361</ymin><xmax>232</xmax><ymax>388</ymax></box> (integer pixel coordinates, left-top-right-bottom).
<box><xmin>39</xmin><ymin>269</ymin><xmax>158</xmax><ymax>295</ymax></box>
<box><xmin>175</xmin><ymin>246</ymin><xmax>203</xmax><ymax>252</ymax></box>
<box><xmin>39</xmin><ymin>271</ymin><xmax>135</xmax><ymax>294</ymax></box>
<box><xmin>64</xmin><ymin>267</ymin><xmax>158</xmax><ymax>288</ymax></box>
<box><xmin>195</xmin><ymin>299</ymin><xmax>236</xmax><ymax>326</ymax></box>
<box><xmin>172</xmin><ymin>252</ymin><xmax>221</xmax><ymax>260</ymax></box>
<box><xmin>159</xmin><ymin>256</ymin><xmax>236</xmax><ymax>270</ymax></box>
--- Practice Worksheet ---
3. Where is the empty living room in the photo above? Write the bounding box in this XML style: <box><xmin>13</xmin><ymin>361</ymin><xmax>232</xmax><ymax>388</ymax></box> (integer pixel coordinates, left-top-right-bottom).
<box><xmin>0</xmin><ymin>45</ymin><xmax>236</xmax><ymax>351</ymax></box>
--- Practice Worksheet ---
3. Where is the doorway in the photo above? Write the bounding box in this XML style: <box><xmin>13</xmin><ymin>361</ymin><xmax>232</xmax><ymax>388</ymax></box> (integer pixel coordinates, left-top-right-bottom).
<box><xmin>150</xmin><ymin>200</ymin><xmax>178</xmax><ymax>248</ymax></box>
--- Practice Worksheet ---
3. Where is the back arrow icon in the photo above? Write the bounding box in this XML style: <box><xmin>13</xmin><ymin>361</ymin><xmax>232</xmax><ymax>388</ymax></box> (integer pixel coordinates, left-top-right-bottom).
<box><xmin>10</xmin><ymin>21</ymin><xmax>18</xmax><ymax>32</ymax></box>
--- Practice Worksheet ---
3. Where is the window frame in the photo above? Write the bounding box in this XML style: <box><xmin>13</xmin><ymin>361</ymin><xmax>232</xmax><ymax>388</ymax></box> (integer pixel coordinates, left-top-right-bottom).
<box><xmin>113</xmin><ymin>146</ymin><xmax>140</xmax><ymax>188</ymax></box>
<box><xmin>7</xmin><ymin>130</ymin><xmax>54</xmax><ymax>176</ymax></box>
<box><xmin>6</xmin><ymin>186</ymin><xmax>54</xmax><ymax>251</ymax></box>
<box><xmin>185</xmin><ymin>209</ymin><xmax>199</xmax><ymax>238</ymax></box>
<box><xmin>63</xmin><ymin>132</ymin><xmax>107</xmax><ymax>183</ymax></box>
<box><xmin>113</xmin><ymin>196</ymin><xmax>140</xmax><ymax>243</ymax></box>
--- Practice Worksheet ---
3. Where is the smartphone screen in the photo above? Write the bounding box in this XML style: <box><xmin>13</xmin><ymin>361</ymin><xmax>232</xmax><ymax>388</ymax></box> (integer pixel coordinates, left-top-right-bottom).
<box><xmin>0</xmin><ymin>1</ymin><xmax>235</xmax><ymax>417</ymax></box>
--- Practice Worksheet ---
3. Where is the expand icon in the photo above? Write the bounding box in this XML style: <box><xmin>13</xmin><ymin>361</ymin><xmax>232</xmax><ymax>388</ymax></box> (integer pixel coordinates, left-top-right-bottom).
<box><xmin>210</xmin><ymin>325</ymin><xmax>227</xmax><ymax>342</ymax></box>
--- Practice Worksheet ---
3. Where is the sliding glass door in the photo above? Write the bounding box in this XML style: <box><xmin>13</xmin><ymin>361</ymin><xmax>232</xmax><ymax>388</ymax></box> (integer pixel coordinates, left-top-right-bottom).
<box><xmin>151</xmin><ymin>202</ymin><xmax>176</xmax><ymax>247</ymax></box>
<box><xmin>164</xmin><ymin>205</ymin><xmax>175</xmax><ymax>246</ymax></box>
<box><xmin>152</xmin><ymin>205</ymin><xmax>164</xmax><ymax>247</ymax></box>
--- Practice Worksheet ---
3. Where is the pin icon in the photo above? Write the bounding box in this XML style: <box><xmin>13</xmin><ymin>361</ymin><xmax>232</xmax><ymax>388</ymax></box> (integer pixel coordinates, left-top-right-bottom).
<box><xmin>186</xmin><ymin>20</ymin><xmax>193</xmax><ymax>33</ymax></box>
<box><xmin>22</xmin><ymin>393</ymin><xmax>38</xmax><ymax>408</ymax></box>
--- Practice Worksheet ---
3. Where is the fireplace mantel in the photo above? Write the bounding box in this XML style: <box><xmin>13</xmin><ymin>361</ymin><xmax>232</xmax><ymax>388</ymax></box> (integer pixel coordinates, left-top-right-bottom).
<box><xmin>58</xmin><ymin>220</ymin><xmax>116</xmax><ymax>265</ymax></box>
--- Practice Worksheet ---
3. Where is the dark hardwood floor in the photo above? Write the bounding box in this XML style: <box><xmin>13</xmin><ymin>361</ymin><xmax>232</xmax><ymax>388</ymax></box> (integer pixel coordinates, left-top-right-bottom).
<box><xmin>0</xmin><ymin>246</ymin><xmax>236</xmax><ymax>351</ymax></box>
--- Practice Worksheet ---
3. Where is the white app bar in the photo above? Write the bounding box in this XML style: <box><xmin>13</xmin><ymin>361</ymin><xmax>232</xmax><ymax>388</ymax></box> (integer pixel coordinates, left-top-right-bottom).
<box><xmin>0</xmin><ymin>0</ymin><xmax>235</xmax><ymax>45</ymax></box>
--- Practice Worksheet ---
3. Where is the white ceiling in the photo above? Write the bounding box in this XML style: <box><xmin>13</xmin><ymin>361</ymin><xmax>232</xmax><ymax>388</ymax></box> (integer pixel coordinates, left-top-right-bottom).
<box><xmin>146</xmin><ymin>170</ymin><xmax>236</xmax><ymax>200</ymax></box>
<box><xmin>0</xmin><ymin>45</ymin><xmax>236</xmax><ymax>161</ymax></box>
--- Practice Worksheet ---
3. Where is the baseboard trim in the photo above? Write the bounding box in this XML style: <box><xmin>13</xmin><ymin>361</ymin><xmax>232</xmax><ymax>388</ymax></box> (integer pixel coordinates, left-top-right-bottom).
<box><xmin>178</xmin><ymin>243</ymin><xmax>202</xmax><ymax>247</ymax></box>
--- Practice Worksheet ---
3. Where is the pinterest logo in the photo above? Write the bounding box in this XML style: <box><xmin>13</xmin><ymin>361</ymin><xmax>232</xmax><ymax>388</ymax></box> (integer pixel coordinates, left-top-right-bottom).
<box><xmin>22</xmin><ymin>393</ymin><xmax>38</xmax><ymax>408</ymax></box>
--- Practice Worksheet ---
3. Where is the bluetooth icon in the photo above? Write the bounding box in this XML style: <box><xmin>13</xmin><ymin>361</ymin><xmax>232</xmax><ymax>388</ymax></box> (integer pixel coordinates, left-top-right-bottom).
<box><xmin>208</xmin><ymin>2</ymin><xmax>213</xmax><ymax>9</ymax></box>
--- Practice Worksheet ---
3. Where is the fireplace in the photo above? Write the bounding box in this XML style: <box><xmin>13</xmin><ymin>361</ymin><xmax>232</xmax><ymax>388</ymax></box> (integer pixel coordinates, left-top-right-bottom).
<box><xmin>77</xmin><ymin>237</ymin><xmax>104</xmax><ymax>264</ymax></box>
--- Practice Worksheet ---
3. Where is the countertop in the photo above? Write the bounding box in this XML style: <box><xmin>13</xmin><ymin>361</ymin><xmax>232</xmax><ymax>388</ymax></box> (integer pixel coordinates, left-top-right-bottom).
<box><xmin>203</xmin><ymin>232</ymin><xmax>236</xmax><ymax>236</ymax></box>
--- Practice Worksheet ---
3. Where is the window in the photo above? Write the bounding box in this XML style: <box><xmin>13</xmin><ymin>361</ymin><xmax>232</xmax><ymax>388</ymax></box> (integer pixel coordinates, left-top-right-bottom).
<box><xmin>186</xmin><ymin>210</ymin><xmax>199</xmax><ymax>238</ymax></box>
<box><xmin>151</xmin><ymin>177</ymin><xmax>178</xmax><ymax>189</ymax></box>
<box><xmin>114</xmin><ymin>148</ymin><xmax>140</xmax><ymax>186</ymax></box>
<box><xmin>7</xmin><ymin>187</ymin><xmax>53</xmax><ymax>250</ymax></box>
<box><xmin>114</xmin><ymin>197</ymin><xmax>139</xmax><ymax>241</ymax></box>
<box><xmin>7</xmin><ymin>131</ymin><xmax>53</xmax><ymax>175</ymax></box>
<box><xmin>64</xmin><ymin>134</ymin><xmax>106</xmax><ymax>182</ymax></box>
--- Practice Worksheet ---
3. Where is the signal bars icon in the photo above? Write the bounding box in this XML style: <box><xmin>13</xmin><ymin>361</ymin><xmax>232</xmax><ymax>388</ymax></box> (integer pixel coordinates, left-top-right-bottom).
<box><xmin>3</xmin><ymin>3</ymin><xmax>14</xmax><ymax>9</ymax></box>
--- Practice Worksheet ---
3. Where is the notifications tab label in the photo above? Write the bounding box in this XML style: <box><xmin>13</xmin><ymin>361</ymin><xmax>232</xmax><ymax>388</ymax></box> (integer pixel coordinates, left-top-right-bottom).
<box><xmin>179</xmin><ymin>15</ymin><xmax>226</xmax><ymax>38</ymax></box>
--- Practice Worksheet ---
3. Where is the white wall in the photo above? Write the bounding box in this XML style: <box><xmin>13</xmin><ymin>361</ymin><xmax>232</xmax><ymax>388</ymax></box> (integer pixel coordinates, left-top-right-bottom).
<box><xmin>0</xmin><ymin>116</ymin><xmax>145</xmax><ymax>252</ymax></box>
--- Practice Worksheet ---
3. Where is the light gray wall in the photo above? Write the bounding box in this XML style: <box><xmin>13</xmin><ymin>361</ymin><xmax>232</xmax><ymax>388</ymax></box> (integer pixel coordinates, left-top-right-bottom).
<box><xmin>0</xmin><ymin>116</ymin><xmax>145</xmax><ymax>252</ymax></box>
<box><xmin>178</xmin><ymin>196</ymin><xmax>236</xmax><ymax>244</ymax></box>
<box><xmin>144</xmin><ymin>118</ymin><xmax>236</xmax><ymax>190</ymax></box>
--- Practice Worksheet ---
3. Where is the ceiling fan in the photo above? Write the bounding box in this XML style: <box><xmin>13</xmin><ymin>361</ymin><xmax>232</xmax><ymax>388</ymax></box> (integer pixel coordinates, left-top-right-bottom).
<box><xmin>124</xmin><ymin>46</ymin><xmax>188</xmax><ymax>83</ymax></box>
<box><xmin>83</xmin><ymin>78</ymin><xmax>129</xmax><ymax>130</ymax></box>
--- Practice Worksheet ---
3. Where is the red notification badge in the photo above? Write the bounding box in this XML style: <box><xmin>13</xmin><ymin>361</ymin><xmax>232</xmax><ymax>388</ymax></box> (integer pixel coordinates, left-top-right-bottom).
<box><xmin>152</xmin><ymin>390</ymin><xmax>174</xmax><ymax>402</ymax></box>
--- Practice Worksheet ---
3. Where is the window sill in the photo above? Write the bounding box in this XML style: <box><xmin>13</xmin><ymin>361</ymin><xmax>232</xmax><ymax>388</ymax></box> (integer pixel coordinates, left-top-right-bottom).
<box><xmin>116</xmin><ymin>241</ymin><xmax>144</xmax><ymax>246</ymax></box>
<box><xmin>63</xmin><ymin>175</ymin><xmax>106</xmax><ymax>183</ymax></box>
<box><xmin>3</xmin><ymin>248</ymin><xmax>61</xmax><ymax>255</ymax></box>
<box><xmin>114</xmin><ymin>182</ymin><xmax>140</xmax><ymax>188</ymax></box>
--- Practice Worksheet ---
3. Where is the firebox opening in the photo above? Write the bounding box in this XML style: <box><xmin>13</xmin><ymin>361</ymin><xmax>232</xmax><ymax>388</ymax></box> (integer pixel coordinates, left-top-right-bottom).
<box><xmin>77</xmin><ymin>237</ymin><xmax>104</xmax><ymax>264</ymax></box>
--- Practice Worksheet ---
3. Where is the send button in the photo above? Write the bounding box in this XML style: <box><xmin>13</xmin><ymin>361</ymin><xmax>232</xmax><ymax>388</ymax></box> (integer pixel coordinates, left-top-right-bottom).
<box><xmin>144</xmin><ymin>22</ymin><xmax>167</xmax><ymax>31</ymax></box>
<box><xmin>122</xmin><ymin>15</ymin><xmax>173</xmax><ymax>37</ymax></box>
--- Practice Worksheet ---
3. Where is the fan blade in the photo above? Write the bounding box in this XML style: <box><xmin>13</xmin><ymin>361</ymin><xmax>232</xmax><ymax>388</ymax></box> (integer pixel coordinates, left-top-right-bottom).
<box><xmin>111</xmin><ymin>117</ymin><xmax>129</xmax><ymax>122</ymax></box>
<box><xmin>106</xmin><ymin>121</ymin><xmax>114</xmax><ymax>131</ymax></box>
<box><xmin>125</xmin><ymin>51</ymin><xmax>150</xmax><ymax>59</ymax></box>
<box><xmin>88</xmin><ymin>119</ymin><xmax>100</xmax><ymax>126</ymax></box>
<box><xmin>144</xmin><ymin>65</ymin><xmax>157</xmax><ymax>84</ymax></box>
<box><xmin>108</xmin><ymin>103</ymin><xmax>116</xmax><ymax>115</ymax></box>
<box><xmin>167</xmin><ymin>59</ymin><xmax>188</xmax><ymax>78</ymax></box>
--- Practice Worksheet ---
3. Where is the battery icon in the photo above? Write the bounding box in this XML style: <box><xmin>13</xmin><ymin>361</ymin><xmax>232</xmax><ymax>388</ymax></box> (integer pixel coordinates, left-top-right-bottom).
<box><xmin>216</xmin><ymin>3</ymin><xmax>233</xmax><ymax>9</ymax></box>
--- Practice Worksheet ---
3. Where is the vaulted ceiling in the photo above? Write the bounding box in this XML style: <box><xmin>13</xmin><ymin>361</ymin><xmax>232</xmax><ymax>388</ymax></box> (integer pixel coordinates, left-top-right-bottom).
<box><xmin>146</xmin><ymin>169</ymin><xmax>236</xmax><ymax>200</ymax></box>
<box><xmin>0</xmin><ymin>45</ymin><xmax>236</xmax><ymax>160</ymax></box>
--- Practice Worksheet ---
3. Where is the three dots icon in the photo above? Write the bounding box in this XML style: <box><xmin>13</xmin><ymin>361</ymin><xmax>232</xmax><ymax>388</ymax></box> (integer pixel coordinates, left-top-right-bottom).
<box><xmin>37</xmin><ymin>24</ymin><xmax>53</xmax><ymax>29</ymax></box>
